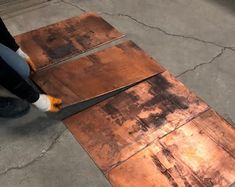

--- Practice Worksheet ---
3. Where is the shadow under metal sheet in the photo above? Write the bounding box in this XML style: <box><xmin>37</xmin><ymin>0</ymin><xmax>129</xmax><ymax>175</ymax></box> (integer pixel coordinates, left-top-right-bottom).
<box><xmin>48</xmin><ymin>83</ymin><xmax>135</xmax><ymax>121</ymax></box>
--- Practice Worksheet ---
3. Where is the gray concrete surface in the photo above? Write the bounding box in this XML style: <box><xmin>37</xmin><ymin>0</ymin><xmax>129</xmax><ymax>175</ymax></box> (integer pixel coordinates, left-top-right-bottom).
<box><xmin>0</xmin><ymin>0</ymin><xmax>234</xmax><ymax>186</ymax></box>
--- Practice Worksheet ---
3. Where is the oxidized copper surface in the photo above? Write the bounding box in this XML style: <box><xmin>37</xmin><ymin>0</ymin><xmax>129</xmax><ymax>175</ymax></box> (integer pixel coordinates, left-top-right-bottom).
<box><xmin>33</xmin><ymin>41</ymin><xmax>165</xmax><ymax>106</ymax></box>
<box><xmin>159</xmin><ymin>111</ymin><xmax>235</xmax><ymax>187</ymax></box>
<box><xmin>64</xmin><ymin>71</ymin><xmax>208</xmax><ymax>172</ymax></box>
<box><xmin>192</xmin><ymin>109</ymin><xmax>235</xmax><ymax>156</ymax></box>
<box><xmin>108</xmin><ymin>110</ymin><xmax>235</xmax><ymax>187</ymax></box>
<box><xmin>15</xmin><ymin>12</ymin><xmax>124</xmax><ymax>70</ymax></box>
<box><xmin>108</xmin><ymin>141</ymin><xmax>204</xmax><ymax>187</ymax></box>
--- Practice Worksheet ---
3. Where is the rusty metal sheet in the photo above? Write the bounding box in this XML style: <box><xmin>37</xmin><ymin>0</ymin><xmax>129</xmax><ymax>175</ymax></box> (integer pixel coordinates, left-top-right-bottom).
<box><xmin>159</xmin><ymin>111</ymin><xmax>235</xmax><ymax>187</ymax></box>
<box><xmin>107</xmin><ymin>141</ymin><xmax>204</xmax><ymax>187</ymax></box>
<box><xmin>15</xmin><ymin>12</ymin><xmax>124</xmax><ymax>70</ymax></box>
<box><xmin>33</xmin><ymin>41</ymin><xmax>165</xmax><ymax>106</ymax></box>
<box><xmin>64</xmin><ymin>70</ymin><xmax>208</xmax><ymax>172</ymax></box>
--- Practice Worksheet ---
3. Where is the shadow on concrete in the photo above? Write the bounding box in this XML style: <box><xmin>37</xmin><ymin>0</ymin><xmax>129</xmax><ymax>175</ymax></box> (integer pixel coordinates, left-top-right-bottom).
<box><xmin>8</xmin><ymin>117</ymin><xmax>61</xmax><ymax>136</ymax></box>
<box><xmin>207</xmin><ymin>0</ymin><xmax>235</xmax><ymax>14</ymax></box>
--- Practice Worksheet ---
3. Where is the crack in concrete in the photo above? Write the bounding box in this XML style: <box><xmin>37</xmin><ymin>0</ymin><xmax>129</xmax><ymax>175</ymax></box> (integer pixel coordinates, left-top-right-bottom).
<box><xmin>176</xmin><ymin>48</ymin><xmax>225</xmax><ymax>77</ymax></box>
<box><xmin>61</xmin><ymin>0</ymin><xmax>86</xmax><ymax>12</ymax></box>
<box><xmin>0</xmin><ymin>129</ymin><xmax>67</xmax><ymax>177</ymax></box>
<box><xmin>62</xmin><ymin>1</ymin><xmax>233</xmax><ymax>80</ymax></box>
<box><xmin>61</xmin><ymin>0</ymin><xmax>235</xmax><ymax>51</ymax></box>
<box><xmin>101</xmin><ymin>12</ymin><xmax>235</xmax><ymax>51</ymax></box>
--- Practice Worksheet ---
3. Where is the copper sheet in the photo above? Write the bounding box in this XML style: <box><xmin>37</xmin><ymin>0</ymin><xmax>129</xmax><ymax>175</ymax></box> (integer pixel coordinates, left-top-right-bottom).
<box><xmin>108</xmin><ymin>141</ymin><xmax>204</xmax><ymax>187</ymax></box>
<box><xmin>159</xmin><ymin>111</ymin><xmax>235</xmax><ymax>187</ymax></box>
<box><xmin>15</xmin><ymin>12</ymin><xmax>124</xmax><ymax>70</ymax></box>
<box><xmin>192</xmin><ymin>109</ymin><xmax>235</xmax><ymax>156</ymax></box>
<box><xmin>33</xmin><ymin>41</ymin><xmax>165</xmax><ymax>106</ymax></box>
<box><xmin>64</xmin><ymin>71</ymin><xmax>208</xmax><ymax>171</ymax></box>
<box><xmin>108</xmin><ymin>111</ymin><xmax>235</xmax><ymax>187</ymax></box>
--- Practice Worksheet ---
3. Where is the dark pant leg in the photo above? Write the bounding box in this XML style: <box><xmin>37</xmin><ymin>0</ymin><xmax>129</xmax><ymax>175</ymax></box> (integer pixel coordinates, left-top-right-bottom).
<box><xmin>0</xmin><ymin>57</ymin><xmax>39</xmax><ymax>103</ymax></box>
<box><xmin>0</xmin><ymin>43</ymin><xmax>30</xmax><ymax>80</ymax></box>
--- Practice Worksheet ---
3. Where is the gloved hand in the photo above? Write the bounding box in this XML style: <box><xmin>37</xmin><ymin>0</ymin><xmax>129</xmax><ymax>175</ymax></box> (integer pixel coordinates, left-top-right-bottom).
<box><xmin>16</xmin><ymin>48</ymin><xmax>37</xmax><ymax>72</ymax></box>
<box><xmin>33</xmin><ymin>94</ymin><xmax>62</xmax><ymax>112</ymax></box>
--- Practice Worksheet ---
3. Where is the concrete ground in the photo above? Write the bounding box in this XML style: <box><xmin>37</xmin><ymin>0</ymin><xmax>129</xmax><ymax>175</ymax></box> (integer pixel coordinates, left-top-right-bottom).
<box><xmin>0</xmin><ymin>0</ymin><xmax>234</xmax><ymax>186</ymax></box>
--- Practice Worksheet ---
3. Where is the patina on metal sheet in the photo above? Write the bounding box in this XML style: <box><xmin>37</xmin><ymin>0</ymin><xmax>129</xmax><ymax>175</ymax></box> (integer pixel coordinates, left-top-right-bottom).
<box><xmin>33</xmin><ymin>41</ymin><xmax>165</xmax><ymax>106</ymax></box>
<box><xmin>64</xmin><ymin>71</ymin><xmax>208</xmax><ymax>172</ymax></box>
<box><xmin>108</xmin><ymin>110</ymin><xmax>235</xmax><ymax>187</ymax></box>
<box><xmin>15</xmin><ymin>12</ymin><xmax>124</xmax><ymax>70</ymax></box>
<box><xmin>108</xmin><ymin>141</ymin><xmax>203</xmax><ymax>187</ymax></box>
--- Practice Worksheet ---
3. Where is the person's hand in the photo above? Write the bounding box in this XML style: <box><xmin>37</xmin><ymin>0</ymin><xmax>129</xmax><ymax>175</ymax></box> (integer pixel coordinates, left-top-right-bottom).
<box><xmin>33</xmin><ymin>94</ymin><xmax>62</xmax><ymax>112</ymax></box>
<box><xmin>47</xmin><ymin>95</ymin><xmax>63</xmax><ymax>112</ymax></box>
<box><xmin>16</xmin><ymin>48</ymin><xmax>37</xmax><ymax>72</ymax></box>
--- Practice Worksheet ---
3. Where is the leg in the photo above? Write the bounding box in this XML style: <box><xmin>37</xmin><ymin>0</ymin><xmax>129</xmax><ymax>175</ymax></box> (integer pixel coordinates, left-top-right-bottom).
<box><xmin>0</xmin><ymin>57</ymin><xmax>39</xmax><ymax>103</ymax></box>
<box><xmin>0</xmin><ymin>57</ymin><xmax>62</xmax><ymax>113</ymax></box>
<box><xmin>0</xmin><ymin>43</ymin><xmax>30</xmax><ymax>80</ymax></box>
<box><xmin>0</xmin><ymin>57</ymin><xmax>39</xmax><ymax>117</ymax></box>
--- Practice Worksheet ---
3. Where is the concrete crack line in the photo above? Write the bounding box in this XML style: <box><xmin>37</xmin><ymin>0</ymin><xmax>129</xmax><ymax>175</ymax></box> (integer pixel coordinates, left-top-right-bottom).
<box><xmin>61</xmin><ymin>0</ymin><xmax>86</xmax><ymax>12</ymax></box>
<box><xmin>176</xmin><ymin>48</ymin><xmax>225</xmax><ymax>78</ymax></box>
<box><xmin>61</xmin><ymin>1</ymin><xmax>235</xmax><ymax>51</ymax></box>
<box><xmin>102</xmin><ymin>13</ymin><xmax>235</xmax><ymax>51</ymax></box>
<box><xmin>0</xmin><ymin>129</ymin><xmax>67</xmax><ymax>177</ymax></box>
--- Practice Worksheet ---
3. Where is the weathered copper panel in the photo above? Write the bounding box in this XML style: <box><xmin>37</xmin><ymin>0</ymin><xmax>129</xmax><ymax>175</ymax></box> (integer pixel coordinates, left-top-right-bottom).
<box><xmin>15</xmin><ymin>12</ymin><xmax>124</xmax><ymax>70</ymax></box>
<box><xmin>107</xmin><ymin>141</ymin><xmax>204</xmax><ymax>187</ymax></box>
<box><xmin>108</xmin><ymin>113</ymin><xmax>235</xmax><ymax>187</ymax></box>
<box><xmin>33</xmin><ymin>41</ymin><xmax>165</xmax><ymax>106</ymax></box>
<box><xmin>145</xmin><ymin>71</ymin><xmax>209</xmax><ymax>138</ymax></box>
<box><xmin>64</xmin><ymin>71</ymin><xmax>208</xmax><ymax>171</ymax></box>
<box><xmin>160</xmin><ymin>112</ymin><xmax>235</xmax><ymax>187</ymax></box>
<box><xmin>192</xmin><ymin>109</ymin><xmax>235</xmax><ymax>156</ymax></box>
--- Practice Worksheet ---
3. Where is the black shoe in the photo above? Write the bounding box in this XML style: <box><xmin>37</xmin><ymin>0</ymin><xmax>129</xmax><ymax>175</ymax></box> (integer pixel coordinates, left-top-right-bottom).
<box><xmin>0</xmin><ymin>97</ymin><xmax>30</xmax><ymax>118</ymax></box>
